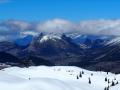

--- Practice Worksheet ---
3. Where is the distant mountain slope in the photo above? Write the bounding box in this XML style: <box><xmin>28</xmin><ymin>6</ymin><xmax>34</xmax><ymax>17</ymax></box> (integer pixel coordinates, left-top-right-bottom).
<box><xmin>74</xmin><ymin>36</ymin><xmax>120</xmax><ymax>73</ymax></box>
<box><xmin>0</xmin><ymin>52</ymin><xmax>19</xmax><ymax>63</ymax></box>
<box><xmin>0</xmin><ymin>33</ymin><xmax>120</xmax><ymax>73</ymax></box>
<box><xmin>25</xmin><ymin>34</ymin><xmax>84</xmax><ymax>65</ymax></box>
<box><xmin>15</xmin><ymin>35</ymin><xmax>33</xmax><ymax>47</ymax></box>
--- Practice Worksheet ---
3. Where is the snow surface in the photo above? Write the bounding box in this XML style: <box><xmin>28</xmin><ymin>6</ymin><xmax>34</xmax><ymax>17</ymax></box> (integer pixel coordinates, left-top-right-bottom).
<box><xmin>106</xmin><ymin>37</ymin><xmax>120</xmax><ymax>46</ymax></box>
<box><xmin>0</xmin><ymin>66</ymin><xmax>120</xmax><ymax>90</ymax></box>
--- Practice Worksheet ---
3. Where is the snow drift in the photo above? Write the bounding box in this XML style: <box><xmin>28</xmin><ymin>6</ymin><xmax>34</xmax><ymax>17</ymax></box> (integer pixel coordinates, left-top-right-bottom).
<box><xmin>0</xmin><ymin>66</ymin><xmax>120</xmax><ymax>90</ymax></box>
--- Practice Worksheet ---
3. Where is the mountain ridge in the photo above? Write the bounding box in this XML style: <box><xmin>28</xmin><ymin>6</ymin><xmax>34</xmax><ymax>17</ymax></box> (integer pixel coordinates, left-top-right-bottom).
<box><xmin>0</xmin><ymin>33</ymin><xmax>120</xmax><ymax>73</ymax></box>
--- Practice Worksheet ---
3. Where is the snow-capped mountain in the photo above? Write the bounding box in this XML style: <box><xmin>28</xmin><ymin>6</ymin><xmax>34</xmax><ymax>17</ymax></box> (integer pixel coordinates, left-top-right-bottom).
<box><xmin>25</xmin><ymin>33</ymin><xmax>83</xmax><ymax>65</ymax></box>
<box><xmin>0</xmin><ymin>33</ymin><xmax>120</xmax><ymax>73</ymax></box>
<box><xmin>67</xmin><ymin>33</ymin><xmax>112</xmax><ymax>43</ymax></box>
<box><xmin>12</xmin><ymin>32</ymin><xmax>114</xmax><ymax>48</ymax></box>
<box><xmin>39</xmin><ymin>34</ymin><xmax>61</xmax><ymax>43</ymax></box>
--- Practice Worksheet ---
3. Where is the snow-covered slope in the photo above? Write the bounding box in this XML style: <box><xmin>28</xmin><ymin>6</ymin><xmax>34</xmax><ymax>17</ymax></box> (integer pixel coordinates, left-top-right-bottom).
<box><xmin>0</xmin><ymin>66</ymin><xmax>120</xmax><ymax>90</ymax></box>
<box><xmin>106</xmin><ymin>37</ymin><xmax>120</xmax><ymax>46</ymax></box>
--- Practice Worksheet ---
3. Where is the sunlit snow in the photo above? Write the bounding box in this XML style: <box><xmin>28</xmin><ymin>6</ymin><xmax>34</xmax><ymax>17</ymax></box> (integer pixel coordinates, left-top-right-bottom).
<box><xmin>0</xmin><ymin>66</ymin><xmax>119</xmax><ymax>90</ymax></box>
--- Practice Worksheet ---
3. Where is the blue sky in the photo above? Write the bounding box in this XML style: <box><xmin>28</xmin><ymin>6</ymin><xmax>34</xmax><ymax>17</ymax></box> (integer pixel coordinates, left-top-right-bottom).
<box><xmin>0</xmin><ymin>0</ymin><xmax>120</xmax><ymax>22</ymax></box>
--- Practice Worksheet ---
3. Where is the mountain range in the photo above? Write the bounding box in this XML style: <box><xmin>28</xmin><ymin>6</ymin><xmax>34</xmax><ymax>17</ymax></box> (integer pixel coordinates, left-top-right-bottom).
<box><xmin>0</xmin><ymin>33</ymin><xmax>120</xmax><ymax>73</ymax></box>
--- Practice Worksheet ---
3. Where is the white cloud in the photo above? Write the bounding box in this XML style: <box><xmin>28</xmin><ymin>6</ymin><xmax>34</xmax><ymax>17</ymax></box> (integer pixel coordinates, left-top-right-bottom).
<box><xmin>21</xmin><ymin>31</ymin><xmax>38</xmax><ymax>37</ymax></box>
<box><xmin>0</xmin><ymin>19</ymin><xmax>120</xmax><ymax>41</ymax></box>
<box><xmin>0</xmin><ymin>20</ymin><xmax>33</xmax><ymax>41</ymax></box>
<box><xmin>78</xmin><ymin>19</ymin><xmax>120</xmax><ymax>35</ymax></box>
<box><xmin>36</xmin><ymin>19</ymin><xmax>120</xmax><ymax>36</ymax></box>
<box><xmin>36</xmin><ymin>19</ymin><xmax>77</xmax><ymax>34</ymax></box>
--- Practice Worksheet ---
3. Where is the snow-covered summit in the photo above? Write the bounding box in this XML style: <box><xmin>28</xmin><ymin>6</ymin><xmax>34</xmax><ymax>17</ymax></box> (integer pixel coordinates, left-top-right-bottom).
<box><xmin>39</xmin><ymin>34</ymin><xmax>61</xmax><ymax>43</ymax></box>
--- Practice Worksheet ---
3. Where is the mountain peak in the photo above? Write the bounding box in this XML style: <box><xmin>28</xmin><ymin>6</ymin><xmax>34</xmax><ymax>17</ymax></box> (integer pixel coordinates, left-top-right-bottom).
<box><xmin>39</xmin><ymin>34</ymin><xmax>61</xmax><ymax>43</ymax></box>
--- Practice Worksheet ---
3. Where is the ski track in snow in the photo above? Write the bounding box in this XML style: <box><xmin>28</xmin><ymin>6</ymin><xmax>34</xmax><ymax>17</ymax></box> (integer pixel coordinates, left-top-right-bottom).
<box><xmin>0</xmin><ymin>66</ymin><xmax>120</xmax><ymax>90</ymax></box>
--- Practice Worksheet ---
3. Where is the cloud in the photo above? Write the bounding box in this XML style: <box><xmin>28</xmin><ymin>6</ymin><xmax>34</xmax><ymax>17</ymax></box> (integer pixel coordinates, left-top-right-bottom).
<box><xmin>0</xmin><ymin>20</ymin><xmax>33</xmax><ymax>41</ymax></box>
<box><xmin>0</xmin><ymin>19</ymin><xmax>120</xmax><ymax>41</ymax></box>
<box><xmin>78</xmin><ymin>19</ymin><xmax>120</xmax><ymax>35</ymax></box>
<box><xmin>36</xmin><ymin>19</ymin><xmax>77</xmax><ymax>34</ymax></box>
<box><xmin>36</xmin><ymin>19</ymin><xmax>120</xmax><ymax>36</ymax></box>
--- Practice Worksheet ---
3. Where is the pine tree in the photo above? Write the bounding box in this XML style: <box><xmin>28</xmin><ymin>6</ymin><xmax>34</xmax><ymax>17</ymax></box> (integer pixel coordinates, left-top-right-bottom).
<box><xmin>82</xmin><ymin>71</ymin><xmax>84</xmax><ymax>74</ymax></box>
<box><xmin>77</xmin><ymin>76</ymin><xmax>79</xmax><ymax>79</ymax></box>
<box><xmin>105</xmin><ymin>77</ymin><xmax>107</xmax><ymax>82</ymax></box>
<box><xmin>79</xmin><ymin>72</ymin><xmax>82</xmax><ymax>78</ymax></box>
<box><xmin>108</xmin><ymin>79</ymin><xmax>110</xmax><ymax>84</ymax></box>
<box><xmin>88</xmin><ymin>77</ymin><xmax>91</xmax><ymax>84</ymax></box>
<box><xmin>111</xmin><ymin>81</ymin><xmax>115</xmax><ymax>86</ymax></box>
<box><xmin>116</xmin><ymin>81</ymin><xmax>119</xmax><ymax>84</ymax></box>
<box><xmin>107</xmin><ymin>72</ymin><xmax>109</xmax><ymax>75</ymax></box>
<box><xmin>104</xmin><ymin>87</ymin><xmax>107</xmax><ymax>90</ymax></box>
<box><xmin>106</xmin><ymin>86</ymin><xmax>109</xmax><ymax>90</ymax></box>
<box><xmin>91</xmin><ymin>73</ymin><xmax>93</xmax><ymax>76</ymax></box>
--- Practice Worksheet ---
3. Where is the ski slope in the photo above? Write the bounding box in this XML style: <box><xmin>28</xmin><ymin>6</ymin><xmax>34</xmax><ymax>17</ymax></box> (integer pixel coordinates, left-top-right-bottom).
<box><xmin>0</xmin><ymin>66</ymin><xmax>120</xmax><ymax>90</ymax></box>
